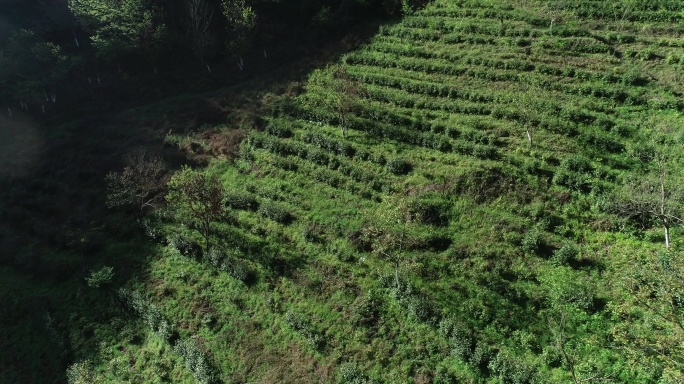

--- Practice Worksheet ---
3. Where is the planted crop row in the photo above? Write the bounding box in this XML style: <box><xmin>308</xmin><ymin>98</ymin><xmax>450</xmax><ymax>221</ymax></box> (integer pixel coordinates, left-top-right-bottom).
<box><xmin>348</xmin><ymin>69</ymin><xmax>496</xmax><ymax>103</ymax></box>
<box><xmin>258</xmin><ymin>152</ymin><xmax>384</xmax><ymax>201</ymax></box>
<box><xmin>346</xmin><ymin>115</ymin><xmax>499</xmax><ymax>159</ymax></box>
<box><xmin>356</xmin><ymin>101</ymin><xmax>502</xmax><ymax>146</ymax></box>
<box><xmin>535</xmin><ymin>37</ymin><xmax>613</xmax><ymax>55</ymax></box>
<box><xmin>563</xmin><ymin>1</ymin><xmax>683</xmax><ymax>22</ymax></box>
<box><xmin>402</xmin><ymin>16</ymin><xmax>540</xmax><ymax>38</ymax></box>
<box><xmin>370</xmin><ymin>41</ymin><xmax>466</xmax><ymax>62</ymax></box>
<box><xmin>344</xmin><ymin>51</ymin><xmax>468</xmax><ymax>76</ymax></box>
<box><xmin>364</xmin><ymin>84</ymin><xmax>493</xmax><ymax>117</ymax></box>
<box><xmin>533</xmin><ymin>64</ymin><xmax>648</xmax><ymax>86</ymax></box>
<box><xmin>378</xmin><ymin>25</ymin><xmax>443</xmax><ymax>42</ymax></box>
<box><xmin>554</xmin><ymin>81</ymin><xmax>647</xmax><ymax>106</ymax></box>
<box><xmin>381</xmin><ymin>25</ymin><xmax>510</xmax><ymax>46</ymax></box>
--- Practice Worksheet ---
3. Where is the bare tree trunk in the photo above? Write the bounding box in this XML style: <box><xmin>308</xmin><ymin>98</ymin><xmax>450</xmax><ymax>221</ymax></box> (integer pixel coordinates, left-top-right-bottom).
<box><xmin>526</xmin><ymin>127</ymin><xmax>533</xmax><ymax>146</ymax></box>
<box><xmin>659</xmin><ymin>163</ymin><xmax>670</xmax><ymax>249</ymax></box>
<box><xmin>665</xmin><ymin>225</ymin><xmax>671</xmax><ymax>249</ymax></box>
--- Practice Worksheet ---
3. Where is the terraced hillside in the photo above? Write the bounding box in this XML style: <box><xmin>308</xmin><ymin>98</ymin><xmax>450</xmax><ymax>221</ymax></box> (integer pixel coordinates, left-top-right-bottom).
<box><xmin>70</xmin><ymin>0</ymin><xmax>684</xmax><ymax>383</ymax></box>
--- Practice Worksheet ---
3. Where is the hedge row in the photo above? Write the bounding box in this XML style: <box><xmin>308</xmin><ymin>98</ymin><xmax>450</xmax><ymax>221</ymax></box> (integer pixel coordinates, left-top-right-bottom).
<box><xmin>348</xmin><ymin>69</ymin><xmax>496</xmax><ymax>102</ymax></box>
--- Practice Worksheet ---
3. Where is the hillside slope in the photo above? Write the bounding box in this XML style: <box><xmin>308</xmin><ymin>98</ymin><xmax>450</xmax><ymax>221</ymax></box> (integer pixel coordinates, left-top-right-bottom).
<box><xmin>40</xmin><ymin>0</ymin><xmax>684</xmax><ymax>383</ymax></box>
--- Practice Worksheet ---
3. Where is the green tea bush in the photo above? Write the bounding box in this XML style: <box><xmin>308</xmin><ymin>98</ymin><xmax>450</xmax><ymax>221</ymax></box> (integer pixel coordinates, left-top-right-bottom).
<box><xmin>168</xmin><ymin>233</ymin><xmax>203</xmax><ymax>259</ymax></box>
<box><xmin>174</xmin><ymin>338</ymin><xmax>216</xmax><ymax>384</ymax></box>
<box><xmin>488</xmin><ymin>350</ymin><xmax>537</xmax><ymax>384</ymax></box>
<box><xmin>118</xmin><ymin>288</ymin><xmax>173</xmax><ymax>341</ymax></box>
<box><xmin>552</xmin><ymin>242</ymin><xmax>580</xmax><ymax>265</ymax></box>
<box><xmin>337</xmin><ymin>363</ymin><xmax>378</xmax><ymax>384</ymax></box>
<box><xmin>409</xmin><ymin>195</ymin><xmax>450</xmax><ymax>227</ymax></box>
<box><xmin>264</xmin><ymin>122</ymin><xmax>293</xmax><ymax>138</ymax></box>
<box><xmin>386</xmin><ymin>158</ymin><xmax>412</xmax><ymax>175</ymax></box>
<box><xmin>521</xmin><ymin>226</ymin><xmax>542</xmax><ymax>255</ymax></box>
<box><xmin>469</xmin><ymin>341</ymin><xmax>494</xmax><ymax>372</ymax></box>
<box><xmin>307</xmin><ymin>148</ymin><xmax>331</xmax><ymax>166</ymax></box>
<box><xmin>439</xmin><ymin>317</ymin><xmax>474</xmax><ymax>360</ymax></box>
<box><xmin>258</xmin><ymin>201</ymin><xmax>294</xmax><ymax>224</ymax></box>
<box><xmin>351</xmin><ymin>289</ymin><xmax>383</xmax><ymax>327</ymax></box>
<box><xmin>206</xmin><ymin>249</ymin><xmax>251</xmax><ymax>282</ymax></box>
<box><xmin>407</xmin><ymin>293</ymin><xmax>438</xmax><ymax>324</ymax></box>
<box><xmin>284</xmin><ymin>311</ymin><xmax>324</xmax><ymax>350</ymax></box>
<box><xmin>581</xmin><ymin>131</ymin><xmax>624</xmax><ymax>153</ymax></box>
<box><xmin>552</xmin><ymin>155</ymin><xmax>594</xmax><ymax>192</ymax></box>
<box><xmin>85</xmin><ymin>266</ymin><xmax>114</xmax><ymax>288</ymax></box>
<box><xmin>225</xmin><ymin>191</ymin><xmax>259</xmax><ymax>211</ymax></box>
<box><xmin>301</xmin><ymin>222</ymin><xmax>322</xmax><ymax>243</ymax></box>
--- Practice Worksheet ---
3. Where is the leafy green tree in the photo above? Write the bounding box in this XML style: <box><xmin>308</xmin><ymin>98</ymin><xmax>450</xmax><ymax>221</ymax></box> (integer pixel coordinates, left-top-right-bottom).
<box><xmin>68</xmin><ymin>0</ymin><xmax>166</xmax><ymax>61</ymax></box>
<box><xmin>610</xmin><ymin>248</ymin><xmax>684</xmax><ymax>382</ymax></box>
<box><xmin>166</xmin><ymin>166</ymin><xmax>227</xmax><ymax>252</ymax></box>
<box><xmin>304</xmin><ymin>64</ymin><xmax>365</xmax><ymax>138</ymax></box>
<box><xmin>513</xmin><ymin>85</ymin><xmax>548</xmax><ymax>147</ymax></box>
<box><xmin>0</xmin><ymin>29</ymin><xmax>74</xmax><ymax>103</ymax></box>
<box><xmin>221</xmin><ymin>0</ymin><xmax>256</xmax><ymax>49</ymax></box>
<box><xmin>613</xmin><ymin>114</ymin><xmax>684</xmax><ymax>249</ymax></box>
<box><xmin>363</xmin><ymin>194</ymin><xmax>418</xmax><ymax>289</ymax></box>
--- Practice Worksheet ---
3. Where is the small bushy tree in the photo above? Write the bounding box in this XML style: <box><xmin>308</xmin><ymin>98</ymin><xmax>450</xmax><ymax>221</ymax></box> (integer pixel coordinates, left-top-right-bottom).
<box><xmin>105</xmin><ymin>150</ymin><xmax>166</xmax><ymax>214</ymax></box>
<box><xmin>304</xmin><ymin>64</ymin><xmax>365</xmax><ymax>138</ymax></box>
<box><xmin>166</xmin><ymin>166</ymin><xmax>227</xmax><ymax>251</ymax></box>
<box><xmin>613</xmin><ymin>113</ymin><xmax>684</xmax><ymax>248</ymax></box>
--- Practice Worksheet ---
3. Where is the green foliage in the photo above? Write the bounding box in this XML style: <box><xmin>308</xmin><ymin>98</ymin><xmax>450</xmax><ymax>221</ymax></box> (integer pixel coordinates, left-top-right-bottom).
<box><xmin>258</xmin><ymin>201</ymin><xmax>293</xmax><ymax>224</ymax></box>
<box><xmin>9</xmin><ymin>0</ymin><xmax>684</xmax><ymax>382</ymax></box>
<box><xmin>552</xmin><ymin>155</ymin><xmax>595</xmax><ymax>192</ymax></box>
<box><xmin>68</xmin><ymin>0</ymin><xmax>165</xmax><ymax>60</ymax></box>
<box><xmin>225</xmin><ymin>191</ymin><xmax>259</xmax><ymax>211</ymax></box>
<box><xmin>284</xmin><ymin>311</ymin><xmax>325</xmax><ymax>350</ymax></box>
<box><xmin>337</xmin><ymin>363</ymin><xmax>378</xmax><ymax>384</ymax></box>
<box><xmin>386</xmin><ymin>157</ymin><xmax>412</xmax><ymax>175</ymax></box>
<box><xmin>552</xmin><ymin>242</ymin><xmax>580</xmax><ymax>265</ymax></box>
<box><xmin>85</xmin><ymin>266</ymin><xmax>114</xmax><ymax>288</ymax></box>
<box><xmin>610</xmin><ymin>248</ymin><xmax>684</xmax><ymax>381</ymax></box>
<box><xmin>221</xmin><ymin>0</ymin><xmax>257</xmax><ymax>48</ymax></box>
<box><xmin>439</xmin><ymin>317</ymin><xmax>475</xmax><ymax>360</ymax></box>
<box><xmin>489</xmin><ymin>349</ymin><xmax>538</xmax><ymax>384</ymax></box>
<box><xmin>167</xmin><ymin>166</ymin><xmax>228</xmax><ymax>250</ymax></box>
<box><xmin>118</xmin><ymin>288</ymin><xmax>173</xmax><ymax>341</ymax></box>
<box><xmin>173</xmin><ymin>338</ymin><xmax>216</xmax><ymax>384</ymax></box>
<box><xmin>0</xmin><ymin>29</ymin><xmax>75</xmax><ymax>102</ymax></box>
<box><xmin>66</xmin><ymin>360</ymin><xmax>102</xmax><ymax>384</ymax></box>
<box><xmin>206</xmin><ymin>248</ymin><xmax>251</xmax><ymax>282</ymax></box>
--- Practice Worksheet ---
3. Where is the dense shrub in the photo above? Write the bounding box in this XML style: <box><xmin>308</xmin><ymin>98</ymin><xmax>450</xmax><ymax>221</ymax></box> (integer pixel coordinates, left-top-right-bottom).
<box><xmin>258</xmin><ymin>201</ymin><xmax>294</xmax><ymax>224</ymax></box>
<box><xmin>206</xmin><ymin>249</ymin><xmax>252</xmax><ymax>282</ymax></box>
<box><xmin>552</xmin><ymin>155</ymin><xmax>595</xmax><ymax>192</ymax></box>
<box><xmin>168</xmin><ymin>233</ymin><xmax>203</xmax><ymax>258</ymax></box>
<box><xmin>118</xmin><ymin>289</ymin><xmax>173</xmax><ymax>341</ymax></box>
<box><xmin>225</xmin><ymin>191</ymin><xmax>259</xmax><ymax>211</ymax></box>
<box><xmin>337</xmin><ymin>363</ymin><xmax>378</xmax><ymax>384</ymax></box>
<box><xmin>351</xmin><ymin>289</ymin><xmax>383</xmax><ymax>327</ymax></box>
<box><xmin>284</xmin><ymin>311</ymin><xmax>325</xmax><ymax>350</ymax></box>
<box><xmin>264</xmin><ymin>122</ymin><xmax>293</xmax><ymax>138</ymax></box>
<box><xmin>386</xmin><ymin>158</ymin><xmax>412</xmax><ymax>175</ymax></box>
<box><xmin>85</xmin><ymin>266</ymin><xmax>114</xmax><ymax>288</ymax></box>
<box><xmin>439</xmin><ymin>317</ymin><xmax>475</xmax><ymax>360</ymax></box>
<box><xmin>489</xmin><ymin>350</ymin><xmax>537</xmax><ymax>384</ymax></box>
<box><xmin>409</xmin><ymin>195</ymin><xmax>450</xmax><ymax>226</ymax></box>
<box><xmin>521</xmin><ymin>226</ymin><xmax>542</xmax><ymax>255</ymax></box>
<box><xmin>552</xmin><ymin>242</ymin><xmax>580</xmax><ymax>265</ymax></box>
<box><xmin>174</xmin><ymin>338</ymin><xmax>216</xmax><ymax>384</ymax></box>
